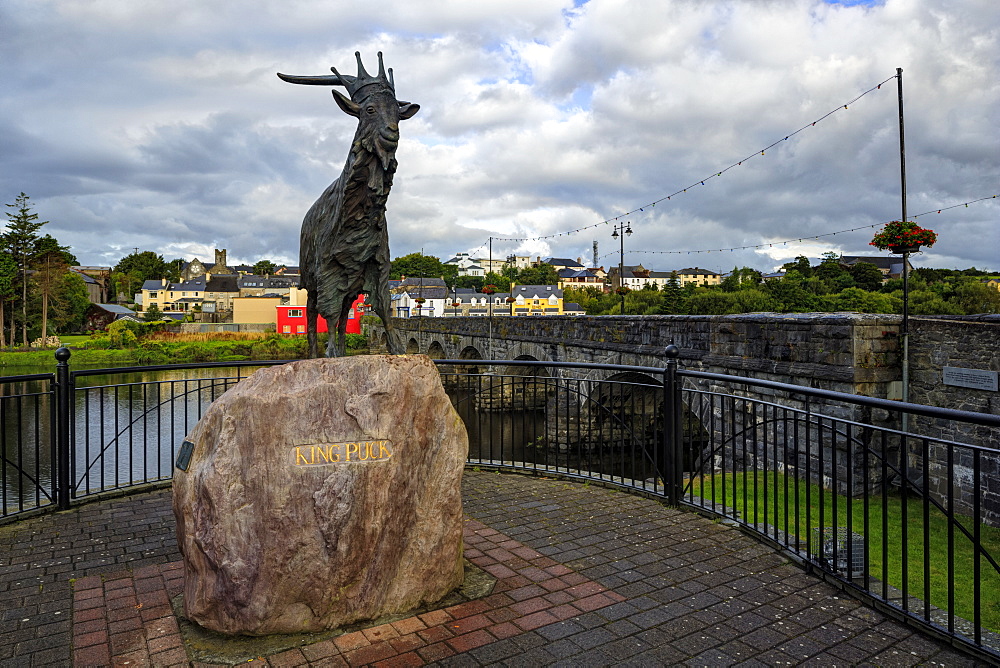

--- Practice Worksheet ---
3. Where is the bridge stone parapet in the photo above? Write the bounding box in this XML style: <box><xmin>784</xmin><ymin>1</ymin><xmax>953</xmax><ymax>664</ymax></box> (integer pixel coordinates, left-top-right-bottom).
<box><xmin>369</xmin><ymin>312</ymin><xmax>905</xmax><ymax>397</ymax></box>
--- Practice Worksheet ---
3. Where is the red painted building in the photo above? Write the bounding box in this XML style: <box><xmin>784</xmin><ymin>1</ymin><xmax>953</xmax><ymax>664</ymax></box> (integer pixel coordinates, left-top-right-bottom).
<box><xmin>276</xmin><ymin>294</ymin><xmax>365</xmax><ymax>335</ymax></box>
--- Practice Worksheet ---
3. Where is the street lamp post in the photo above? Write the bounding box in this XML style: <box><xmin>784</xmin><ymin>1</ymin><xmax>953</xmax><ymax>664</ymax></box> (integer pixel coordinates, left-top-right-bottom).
<box><xmin>612</xmin><ymin>221</ymin><xmax>632</xmax><ymax>315</ymax></box>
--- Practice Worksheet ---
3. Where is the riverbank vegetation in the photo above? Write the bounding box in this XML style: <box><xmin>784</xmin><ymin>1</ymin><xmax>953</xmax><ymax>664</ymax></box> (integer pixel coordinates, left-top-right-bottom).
<box><xmin>0</xmin><ymin>322</ymin><xmax>369</xmax><ymax>368</ymax></box>
<box><xmin>566</xmin><ymin>259</ymin><xmax>1000</xmax><ymax>316</ymax></box>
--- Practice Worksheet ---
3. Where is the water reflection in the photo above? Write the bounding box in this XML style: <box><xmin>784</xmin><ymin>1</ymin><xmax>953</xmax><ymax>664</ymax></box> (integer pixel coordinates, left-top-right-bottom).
<box><xmin>2</xmin><ymin>365</ymin><xmax>270</xmax><ymax>515</ymax></box>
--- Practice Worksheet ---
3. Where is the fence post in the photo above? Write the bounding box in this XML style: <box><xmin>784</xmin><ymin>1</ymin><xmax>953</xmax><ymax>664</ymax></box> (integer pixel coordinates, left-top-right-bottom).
<box><xmin>55</xmin><ymin>347</ymin><xmax>72</xmax><ymax>510</ymax></box>
<box><xmin>664</xmin><ymin>343</ymin><xmax>683</xmax><ymax>505</ymax></box>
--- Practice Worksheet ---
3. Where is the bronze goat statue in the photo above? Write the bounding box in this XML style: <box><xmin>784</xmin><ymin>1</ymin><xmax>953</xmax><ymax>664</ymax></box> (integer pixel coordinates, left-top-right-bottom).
<box><xmin>278</xmin><ymin>52</ymin><xmax>418</xmax><ymax>357</ymax></box>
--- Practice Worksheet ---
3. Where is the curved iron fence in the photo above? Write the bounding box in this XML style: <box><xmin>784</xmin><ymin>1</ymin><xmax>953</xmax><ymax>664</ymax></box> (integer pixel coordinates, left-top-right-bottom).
<box><xmin>0</xmin><ymin>349</ymin><xmax>998</xmax><ymax>661</ymax></box>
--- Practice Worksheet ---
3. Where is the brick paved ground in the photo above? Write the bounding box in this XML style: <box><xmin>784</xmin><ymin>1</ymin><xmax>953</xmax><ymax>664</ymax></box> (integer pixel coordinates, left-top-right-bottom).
<box><xmin>0</xmin><ymin>472</ymin><xmax>989</xmax><ymax>666</ymax></box>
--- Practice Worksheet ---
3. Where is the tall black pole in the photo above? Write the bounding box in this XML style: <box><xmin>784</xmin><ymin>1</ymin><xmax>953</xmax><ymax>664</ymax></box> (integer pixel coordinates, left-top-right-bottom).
<box><xmin>488</xmin><ymin>236</ymin><xmax>493</xmax><ymax>360</ymax></box>
<box><xmin>897</xmin><ymin>67</ymin><xmax>911</xmax><ymax>435</ymax></box>
<box><xmin>619</xmin><ymin>228</ymin><xmax>626</xmax><ymax>315</ymax></box>
<box><xmin>898</xmin><ymin>67</ymin><xmax>909</xmax><ymax>338</ymax></box>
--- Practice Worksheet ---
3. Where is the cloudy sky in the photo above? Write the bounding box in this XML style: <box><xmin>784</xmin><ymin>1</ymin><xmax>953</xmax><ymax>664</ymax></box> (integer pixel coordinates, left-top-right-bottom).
<box><xmin>2</xmin><ymin>0</ymin><xmax>997</xmax><ymax>273</ymax></box>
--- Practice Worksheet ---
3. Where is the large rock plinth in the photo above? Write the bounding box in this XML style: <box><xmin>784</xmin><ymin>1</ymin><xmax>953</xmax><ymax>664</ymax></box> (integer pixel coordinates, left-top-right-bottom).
<box><xmin>172</xmin><ymin>354</ymin><xmax>468</xmax><ymax>636</ymax></box>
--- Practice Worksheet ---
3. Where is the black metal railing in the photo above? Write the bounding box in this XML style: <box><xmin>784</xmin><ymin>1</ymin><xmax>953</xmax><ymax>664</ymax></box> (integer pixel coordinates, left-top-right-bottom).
<box><xmin>1</xmin><ymin>347</ymin><xmax>998</xmax><ymax>661</ymax></box>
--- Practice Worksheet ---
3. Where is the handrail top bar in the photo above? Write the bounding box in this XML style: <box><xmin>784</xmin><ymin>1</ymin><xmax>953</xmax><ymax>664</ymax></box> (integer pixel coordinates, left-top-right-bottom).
<box><xmin>0</xmin><ymin>372</ymin><xmax>56</xmax><ymax>383</ymax></box>
<box><xmin>433</xmin><ymin>358</ymin><xmax>666</xmax><ymax>375</ymax></box>
<box><xmin>682</xmin><ymin>368</ymin><xmax>1000</xmax><ymax>427</ymax></box>
<box><xmin>68</xmin><ymin>359</ymin><xmax>297</xmax><ymax>378</ymax></box>
<box><xmin>434</xmin><ymin>357</ymin><xmax>1000</xmax><ymax>428</ymax></box>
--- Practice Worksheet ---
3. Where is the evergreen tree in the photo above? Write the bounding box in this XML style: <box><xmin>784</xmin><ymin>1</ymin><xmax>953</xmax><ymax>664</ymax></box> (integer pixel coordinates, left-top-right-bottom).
<box><xmin>659</xmin><ymin>271</ymin><xmax>686</xmax><ymax>314</ymax></box>
<box><xmin>4</xmin><ymin>193</ymin><xmax>47</xmax><ymax>346</ymax></box>
<box><xmin>0</xmin><ymin>252</ymin><xmax>17</xmax><ymax>347</ymax></box>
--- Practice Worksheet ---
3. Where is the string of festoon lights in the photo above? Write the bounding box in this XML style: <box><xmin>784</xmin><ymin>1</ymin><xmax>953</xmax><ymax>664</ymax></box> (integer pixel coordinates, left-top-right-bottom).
<box><xmin>468</xmin><ymin>74</ymin><xmax>996</xmax><ymax>254</ymax></box>
<box><xmin>590</xmin><ymin>194</ymin><xmax>999</xmax><ymax>260</ymax></box>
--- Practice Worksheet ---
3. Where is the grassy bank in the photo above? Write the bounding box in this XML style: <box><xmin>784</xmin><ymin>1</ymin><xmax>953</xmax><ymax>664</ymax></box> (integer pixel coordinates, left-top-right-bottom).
<box><xmin>689</xmin><ymin>471</ymin><xmax>1000</xmax><ymax>632</ymax></box>
<box><xmin>0</xmin><ymin>331</ymin><xmax>369</xmax><ymax>369</ymax></box>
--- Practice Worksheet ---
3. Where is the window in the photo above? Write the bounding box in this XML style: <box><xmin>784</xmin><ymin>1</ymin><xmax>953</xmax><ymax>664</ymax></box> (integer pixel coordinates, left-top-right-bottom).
<box><xmin>282</xmin><ymin>325</ymin><xmax>291</xmax><ymax>333</ymax></box>
<box><xmin>287</xmin><ymin>309</ymin><xmax>303</xmax><ymax>318</ymax></box>
<box><xmin>149</xmin><ymin>291</ymin><xmax>158</xmax><ymax>299</ymax></box>
<box><xmin>297</xmin><ymin>325</ymin><xmax>305</xmax><ymax>333</ymax></box>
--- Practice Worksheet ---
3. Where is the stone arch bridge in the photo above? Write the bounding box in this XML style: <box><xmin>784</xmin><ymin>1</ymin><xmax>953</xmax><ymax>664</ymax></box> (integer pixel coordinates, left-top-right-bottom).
<box><xmin>367</xmin><ymin>313</ymin><xmax>998</xmax><ymax>417</ymax></box>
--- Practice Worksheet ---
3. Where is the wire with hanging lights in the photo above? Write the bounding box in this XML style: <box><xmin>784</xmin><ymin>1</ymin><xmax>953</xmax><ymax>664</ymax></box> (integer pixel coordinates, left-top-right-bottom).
<box><xmin>471</xmin><ymin>73</ymin><xmax>900</xmax><ymax>248</ymax></box>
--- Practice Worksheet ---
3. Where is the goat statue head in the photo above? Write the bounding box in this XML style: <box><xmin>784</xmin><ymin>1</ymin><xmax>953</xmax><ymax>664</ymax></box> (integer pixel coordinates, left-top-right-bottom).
<box><xmin>278</xmin><ymin>52</ymin><xmax>420</xmax><ymax>172</ymax></box>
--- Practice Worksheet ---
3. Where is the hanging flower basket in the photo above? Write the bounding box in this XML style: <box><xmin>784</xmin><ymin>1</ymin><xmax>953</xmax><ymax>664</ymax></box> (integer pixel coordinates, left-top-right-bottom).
<box><xmin>482</xmin><ymin>284</ymin><xmax>497</xmax><ymax>295</ymax></box>
<box><xmin>870</xmin><ymin>220</ymin><xmax>937</xmax><ymax>252</ymax></box>
<box><xmin>615</xmin><ymin>286</ymin><xmax>631</xmax><ymax>296</ymax></box>
<box><xmin>505</xmin><ymin>297</ymin><xmax>516</xmax><ymax>304</ymax></box>
<box><xmin>413</xmin><ymin>297</ymin><xmax>426</xmax><ymax>304</ymax></box>
<box><xmin>451</xmin><ymin>302</ymin><xmax>461</xmax><ymax>308</ymax></box>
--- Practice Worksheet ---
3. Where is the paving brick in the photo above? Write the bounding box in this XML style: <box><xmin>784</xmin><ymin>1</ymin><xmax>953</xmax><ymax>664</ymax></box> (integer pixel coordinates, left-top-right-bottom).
<box><xmin>343</xmin><ymin>640</ymin><xmax>396</xmax><ymax>666</ymax></box>
<box><xmin>73</xmin><ymin>643</ymin><xmax>110</xmax><ymax>666</ymax></box>
<box><xmin>417</xmin><ymin>608</ymin><xmax>452</xmax><ymax>627</ymax></box>
<box><xmin>389</xmin><ymin>616</ymin><xmax>426</xmax><ymax>635</ymax></box>
<box><xmin>416</xmin><ymin>640</ymin><xmax>455</xmax><ymax>662</ymax></box>
<box><xmin>0</xmin><ymin>469</ymin><xmax>984</xmax><ymax>667</ymax></box>
<box><xmin>333</xmin><ymin>630</ymin><xmax>370</xmax><ymax>652</ymax></box>
<box><xmin>514</xmin><ymin>610</ymin><xmax>560</xmax><ymax>631</ymax></box>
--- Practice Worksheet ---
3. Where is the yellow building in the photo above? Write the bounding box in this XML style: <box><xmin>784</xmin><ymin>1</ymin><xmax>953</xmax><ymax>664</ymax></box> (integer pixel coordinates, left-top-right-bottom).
<box><xmin>139</xmin><ymin>278</ymin><xmax>205</xmax><ymax>314</ymax></box>
<box><xmin>232</xmin><ymin>296</ymin><xmax>283</xmax><ymax>326</ymax></box>
<box><xmin>509</xmin><ymin>285</ymin><xmax>564</xmax><ymax>316</ymax></box>
<box><xmin>673</xmin><ymin>267</ymin><xmax>722</xmax><ymax>287</ymax></box>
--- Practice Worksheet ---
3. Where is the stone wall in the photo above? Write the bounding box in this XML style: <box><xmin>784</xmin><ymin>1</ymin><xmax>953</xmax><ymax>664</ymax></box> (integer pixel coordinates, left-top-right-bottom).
<box><xmin>907</xmin><ymin>316</ymin><xmax>1000</xmax><ymax>525</ymax></box>
<box><xmin>381</xmin><ymin>313</ymin><xmax>903</xmax><ymax>397</ymax></box>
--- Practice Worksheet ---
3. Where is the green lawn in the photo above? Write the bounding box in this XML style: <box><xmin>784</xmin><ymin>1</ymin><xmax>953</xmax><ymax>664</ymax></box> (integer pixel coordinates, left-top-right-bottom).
<box><xmin>689</xmin><ymin>470</ymin><xmax>1000</xmax><ymax>632</ymax></box>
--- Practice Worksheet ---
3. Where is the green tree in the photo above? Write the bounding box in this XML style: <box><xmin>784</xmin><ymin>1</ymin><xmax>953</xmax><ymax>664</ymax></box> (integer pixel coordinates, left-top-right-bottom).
<box><xmin>0</xmin><ymin>251</ymin><xmax>17</xmax><ymax>347</ymax></box>
<box><xmin>564</xmin><ymin>286</ymin><xmax>616</xmax><ymax>314</ymax></box>
<box><xmin>952</xmin><ymin>280</ymin><xmax>1000</xmax><ymax>314</ymax></box>
<box><xmin>252</xmin><ymin>259</ymin><xmax>277</xmax><ymax>276</ymax></box>
<box><xmin>909</xmin><ymin>290</ymin><xmax>962</xmax><ymax>315</ymax></box>
<box><xmin>166</xmin><ymin>258</ymin><xmax>184</xmax><ymax>282</ymax></box>
<box><xmin>143</xmin><ymin>303</ymin><xmax>164</xmax><ymax>322</ymax></box>
<box><xmin>453</xmin><ymin>275</ymin><xmax>485</xmax><ymax>291</ymax></box>
<box><xmin>33</xmin><ymin>234</ymin><xmax>77</xmax><ymax>266</ymax></box>
<box><xmin>822</xmin><ymin>288</ymin><xmax>900</xmax><ymax>313</ymax></box>
<box><xmin>848</xmin><ymin>262</ymin><xmax>885</xmax><ymax>292</ymax></box>
<box><xmin>513</xmin><ymin>263</ymin><xmax>559</xmax><ymax>286</ymax></box>
<box><xmin>32</xmin><ymin>250</ymin><xmax>68</xmax><ymax>341</ymax></box>
<box><xmin>763</xmin><ymin>272</ymin><xmax>820</xmax><ymax>312</ymax></box>
<box><xmin>481</xmin><ymin>271</ymin><xmax>511</xmax><ymax>293</ymax></box>
<box><xmin>112</xmin><ymin>251</ymin><xmax>170</xmax><ymax>302</ymax></box>
<box><xmin>686</xmin><ymin>290</ymin><xmax>742</xmax><ymax>314</ymax></box>
<box><xmin>36</xmin><ymin>270</ymin><xmax>91</xmax><ymax>335</ymax></box>
<box><xmin>658</xmin><ymin>271</ymin><xmax>687</xmax><ymax>314</ymax></box>
<box><xmin>720</xmin><ymin>266</ymin><xmax>763</xmax><ymax>292</ymax></box>
<box><xmin>389</xmin><ymin>253</ymin><xmax>457</xmax><ymax>284</ymax></box>
<box><xmin>814</xmin><ymin>252</ymin><xmax>854</xmax><ymax>292</ymax></box>
<box><xmin>4</xmin><ymin>192</ymin><xmax>48</xmax><ymax>346</ymax></box>
<box><xmin>781</xmin><ymin>255</ymin><xmax>812</xmax><ymax>278</ymax></box>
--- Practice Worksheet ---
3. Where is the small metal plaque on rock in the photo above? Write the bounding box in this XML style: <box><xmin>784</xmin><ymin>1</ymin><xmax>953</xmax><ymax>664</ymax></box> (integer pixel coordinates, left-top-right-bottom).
<box><xmin>942</xmin><ymin>366</ymin><xmax>998</xmax><ymax>392</ymax></box>
<box><xmin>176</xmin><ymin>440</ymin><xmax>195</xmax><ymax>471</ymax></box>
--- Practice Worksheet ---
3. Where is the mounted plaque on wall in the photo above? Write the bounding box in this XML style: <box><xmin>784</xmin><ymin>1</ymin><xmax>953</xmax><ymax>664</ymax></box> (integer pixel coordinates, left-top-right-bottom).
<box><xmin>942</xmin><ymin>366</ymin><xmax>998</xmax><ymax>392</ymax></box>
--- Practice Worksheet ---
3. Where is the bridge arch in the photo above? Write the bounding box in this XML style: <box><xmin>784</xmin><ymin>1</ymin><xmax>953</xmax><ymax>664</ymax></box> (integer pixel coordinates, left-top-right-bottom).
<box><xmin>406</xmin><ymin>338</ymin><xmax>419</xmax><ymax>355</ymax></box>
<box><xmin>427</xmin><ymin>341</ymin><xmax>446</xmax><ymax>359</ymax></box>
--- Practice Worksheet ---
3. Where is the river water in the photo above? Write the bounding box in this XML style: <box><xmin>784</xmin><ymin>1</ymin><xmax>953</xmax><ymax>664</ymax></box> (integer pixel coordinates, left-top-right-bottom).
<box><xmin>2</xmin><ymin>362</ymin><xmax>659</xmax><ymax>515</ymax></box>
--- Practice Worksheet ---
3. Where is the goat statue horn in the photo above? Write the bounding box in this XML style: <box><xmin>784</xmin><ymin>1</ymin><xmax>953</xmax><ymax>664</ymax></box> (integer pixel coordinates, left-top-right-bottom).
<box><xmin>276</xmin><ymin>72</ymin><xmax>357</xmax><ymax>86</ymax></box>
